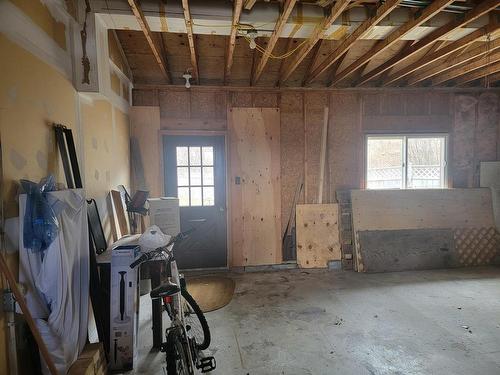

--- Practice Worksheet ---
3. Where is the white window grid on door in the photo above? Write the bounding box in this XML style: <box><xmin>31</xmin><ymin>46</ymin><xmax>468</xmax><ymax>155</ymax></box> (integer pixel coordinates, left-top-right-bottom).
<box><xmin>176</xmin><ymin>146</ymin><xmax>215</xmax><ymax>207</ymax></box>
<box><xmin>365</xmin><ymin>134</ymin><xmax>448</xmax><ymax>190</ymax></box>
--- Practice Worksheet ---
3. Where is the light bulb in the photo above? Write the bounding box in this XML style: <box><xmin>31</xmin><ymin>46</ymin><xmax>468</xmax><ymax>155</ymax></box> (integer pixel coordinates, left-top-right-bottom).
<box><xmin>185</xmin><ymin>80</ymin><xmax>191</xmax><ymax>89</ymax></box>
<box><xmin>182</xmin><ymin>72</ymin><xmax>192</xmax><ymax>89</ymax></box>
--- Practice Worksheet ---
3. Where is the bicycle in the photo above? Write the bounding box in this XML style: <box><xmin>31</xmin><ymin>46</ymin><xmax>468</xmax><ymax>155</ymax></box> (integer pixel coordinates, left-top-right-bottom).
<box><xmin>130</xmin><ymin>229</ymin><xmax>216</xmax><ymax>374</ymax></box>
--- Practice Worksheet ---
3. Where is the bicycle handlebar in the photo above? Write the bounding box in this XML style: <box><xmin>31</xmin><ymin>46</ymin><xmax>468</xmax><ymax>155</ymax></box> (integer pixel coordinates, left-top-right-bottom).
<box><xmin>129</xmin><ymin>227</ymin><xmax>196</xmax><ymax>269</ymax></box>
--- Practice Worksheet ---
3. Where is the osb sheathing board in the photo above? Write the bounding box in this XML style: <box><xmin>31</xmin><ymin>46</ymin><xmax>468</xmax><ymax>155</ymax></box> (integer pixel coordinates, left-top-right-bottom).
<box><xmin>229</xmin><ymin>108</ymin><xmax>281</xmax><ymax>266</ymax></box>
<box><xmin>304</xmin><ymin>92</ymin><xmax>328</xmax><ymax>204</ymax></box>
<box><xmin>329</xmin><ymin>93</ymin><xmax>361</xmax><ymax>197</ymax></box>
<box><xmin>280</xmin><ymin>92</ymin><xmax>305</xmax><ymax>233</ymax></box>
<box><xmin>296</xmin><ymin>204</ymin><xmax>341</xmax><ymax>268</ymax></box>
<box><xmin>130</xmin><ymin>106</ymin><xmax>161</xmax><ymax>197</ymax></box>
<box><xmin>454</xmin><ymin>95</ymin><xmax>478</xmax><ymax>188</ymax></box>
<box><xmin>351</xmin><ymin>189</ymin><xmax>495</xmax><ymax>232</ymax></box>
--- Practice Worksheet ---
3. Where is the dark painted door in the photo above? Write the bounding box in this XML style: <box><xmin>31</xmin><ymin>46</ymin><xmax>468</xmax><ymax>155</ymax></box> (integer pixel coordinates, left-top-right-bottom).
<box><xmin>164</xmin><ymin>135</ymin><xmax>227</xmax><ymax>269</ymax></box>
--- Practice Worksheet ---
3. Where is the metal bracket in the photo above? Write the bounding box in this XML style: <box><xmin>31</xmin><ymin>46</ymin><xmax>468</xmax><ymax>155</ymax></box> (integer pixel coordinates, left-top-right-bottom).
<box><xmin>2</xmin><ymin>289</ymin><xmax>15</xmax><ymax>312</ymax></box>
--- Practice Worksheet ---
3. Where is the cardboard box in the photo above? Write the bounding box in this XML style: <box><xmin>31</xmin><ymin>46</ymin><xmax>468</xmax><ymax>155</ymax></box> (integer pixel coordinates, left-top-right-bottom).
<box><xmin>68</xmin><ymin>343</ymin><xmax>107</xmax><ymax>375</ymax></box>
<box><xmin>148</xmin><ymin>197</ymin><xmax>180</xmax><ymax>235</ymax></box>
<box><xmin>109</xmin><ymin>245</ymin><xmax>140</xmax><ymax>371</ymax></box>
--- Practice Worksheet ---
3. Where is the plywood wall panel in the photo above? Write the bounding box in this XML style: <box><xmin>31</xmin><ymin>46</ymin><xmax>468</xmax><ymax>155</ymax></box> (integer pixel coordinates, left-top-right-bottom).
<box><xmin>475</xmin><ymin>93</ymin><xmax>499</xmax><ymax>171</ymax></box>
<box><xmin>231</xmin><ymin>91</ymin><xmax>253</xmax><ymax>107</ymax></box>
<box><xmin>280</xmin><ymin>92</ymin><xmax>305</xmax><ymax>233</ymax></box>
<box><xmin>160</xmin><ymin>118</ymin><xmax>226</xmax><ymax>130</ymax></box>
<box><xmin>253</xmin><ymin>92</ymin><xmax>279</xmax><ymax>108</ymax></box>
<box><xmin>132</xmin><ymin>89</ymin><xmax>158</xmax><ymax>106</ymax></box>
<box><xmin>351</xmin><ymin>189</ymin><xmax>494</xmax><ymax>232</ymax></box>
<box><xmin>296</xmin><ymin>204</ymin><xmax>341</xmax><ymax>268</ymax></box>
<box><xmin>229</xmin><ymin>108</ymin><xmax>281</xmax><ymax>266</ymax></box>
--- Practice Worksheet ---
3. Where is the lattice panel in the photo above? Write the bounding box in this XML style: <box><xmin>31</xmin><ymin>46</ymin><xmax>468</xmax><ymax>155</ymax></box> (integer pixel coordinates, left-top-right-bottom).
<box><xmin>454</xmin><ymin>227</ymin><xmax>500</xmax><ymax>266</ymax></box>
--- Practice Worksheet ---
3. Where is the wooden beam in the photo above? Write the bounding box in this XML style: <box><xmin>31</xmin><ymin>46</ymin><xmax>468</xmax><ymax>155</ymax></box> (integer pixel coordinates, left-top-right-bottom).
<box><xmin>225</xmin><ymin>0</ymin><xmax>244</xmax><ymax>83</ymax></box>
<box><xmin>280</xmin><ymin>0</ymin><xmax>350</xmax><ymax>84</ymax></box>
<box><xmin>432</xmin><ymin>50</ymin><xmax>500</xmax><ymax>86</ymax></box>
<box><xmin>455</xmin><ymin>60</ymin><xmax>500</xmax><ymax>85</ymax></box>
<box><xmin>302</xmin><ymin>39</ymin><xmax>323</xmax><ymax>86</ymax></box>
<box><xmin>326</xmin><ymin>51</ymin><xmax>347</xmax><ymax>86</ymax></box>
<box><xmin>181</xmin><ymin>0</ymin><xmax>199</xmax><ymax>84</ymax></box>
<box><xmin>253</xmin><ymin>0</ymin><xmax>297</xmax><ymax>85</ymax></box>
<box><xmin>384</xmin><ymin>23</ymin><xmax>500</xmax><ymax>86</ymax></box>
<box><xmin>408</xmin><ymin>38</ymin><xmax>500</xmax><ymax>85</ymax></box>
<box><xmin>127</xmin><ymin>0</ymin><xmax>170</xmax><ymax>83</ymax></box>
<box><xmin>357</xmin><ymin>0</ymin><xmax>500</xmax><ymax>86</ymax></box>
<box><xmin>306</xmin><ymin>0</ymin><xmax>402</xmax><ymax>84</ymax></box>
<box><xmin>276</xmin><ymin>37</ymin><xmax>295</xmax><ymax>87</ymax></box>
<box><xmin>330</xmin><ymin>0</ymin><xmax>455</xmax><ymax>86</ymax></box>
<box><xmin>244</xmin><ymin>0</ymin><xmax>257</xmax><ymax>10</ymax></box>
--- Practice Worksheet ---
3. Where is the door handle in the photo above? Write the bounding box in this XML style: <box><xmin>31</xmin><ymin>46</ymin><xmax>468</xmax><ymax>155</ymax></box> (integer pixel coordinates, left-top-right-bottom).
<box><xmin>188</xmin><ymin>219</ymin><xmax>207</xmax><ymax>223</ymax></box>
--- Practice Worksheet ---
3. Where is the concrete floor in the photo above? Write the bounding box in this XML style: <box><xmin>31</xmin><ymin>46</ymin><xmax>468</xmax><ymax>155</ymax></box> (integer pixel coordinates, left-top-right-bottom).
<box><xmin>134</xmin><ymin>267</ymin><xmax>500</xmax><ymax>375</ymax></box>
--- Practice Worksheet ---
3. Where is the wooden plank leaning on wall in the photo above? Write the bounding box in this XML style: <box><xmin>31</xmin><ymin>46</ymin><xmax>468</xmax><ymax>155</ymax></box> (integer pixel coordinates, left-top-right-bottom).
<box><xmin>228</xmin><ymin>108</ymin><xmax>281</xmax><ymax>266</ymax></box>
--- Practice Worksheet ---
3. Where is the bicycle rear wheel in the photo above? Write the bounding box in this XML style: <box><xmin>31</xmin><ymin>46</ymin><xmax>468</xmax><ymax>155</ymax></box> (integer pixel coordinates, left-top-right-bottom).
<box><xmin>166</xmin><ymin>326</ymin><xmax>193</xmax><ymax>375</ymax></box>
<box><xmin>181</xmin><ymin>289</ymin><xmax>211</xmax><ymax>350</ymax></box>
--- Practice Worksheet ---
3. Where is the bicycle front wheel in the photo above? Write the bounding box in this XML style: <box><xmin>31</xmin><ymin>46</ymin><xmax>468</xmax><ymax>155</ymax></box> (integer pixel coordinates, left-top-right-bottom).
<box><xmin>181</xmin><ymin>289</ymin><xmax>211</xmax><ymax>350</ymax></box>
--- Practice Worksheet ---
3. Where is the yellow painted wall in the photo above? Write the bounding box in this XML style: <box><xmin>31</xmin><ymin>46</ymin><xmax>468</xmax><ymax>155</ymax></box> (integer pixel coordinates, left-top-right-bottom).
<box><xmin>0</xmin><ymin>27</ymin><xmax>130</xmax><ymax>374</ymax></box>
<box><xmin>8</xmin><ymin>0</ymin><xmax>67</xmax><ymax>50</ymax></box>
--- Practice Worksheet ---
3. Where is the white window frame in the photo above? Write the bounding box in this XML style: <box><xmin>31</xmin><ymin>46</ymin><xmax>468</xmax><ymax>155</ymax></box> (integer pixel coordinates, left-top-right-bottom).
<box><xmin>365</xmin><ymin>133</ymin><xmax>449</xmax><ymax>190</ymax></box>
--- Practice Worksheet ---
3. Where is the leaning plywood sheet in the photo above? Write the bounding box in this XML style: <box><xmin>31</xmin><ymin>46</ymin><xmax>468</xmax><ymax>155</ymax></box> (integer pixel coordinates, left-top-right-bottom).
<box><xmin>296</xmin><ymin>204</ymin><xmax>341</xmax><ymax>268</ymax></box>
<box><xmin>351</xmin><ymin>189</ymin><xmax>494</xmax><ymax>231</ymax></box>
<box><xmin>229</xmin><ymin>108</ymin><xmax>281</xmax><ymax>266</ymax></box>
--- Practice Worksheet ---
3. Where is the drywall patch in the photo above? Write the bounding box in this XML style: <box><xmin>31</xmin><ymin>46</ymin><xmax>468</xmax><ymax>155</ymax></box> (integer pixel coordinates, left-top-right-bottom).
<box><xmin>10</xmin><ymin>149</ymin><xmax>27</xmax><ymax>170</ymax></box>
<box><xmin>36</xmin><ymin>150</ymin><xmax>48</xmax><ymax>170</ymax></box>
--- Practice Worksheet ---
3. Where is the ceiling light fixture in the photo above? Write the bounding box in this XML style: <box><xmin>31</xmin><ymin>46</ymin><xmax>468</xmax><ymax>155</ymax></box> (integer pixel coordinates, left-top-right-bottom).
<box><xmin>247</xmin><ymin>29</ymin><xmax>258</xmax><ymax>50</ymax></box>
<box><xmin>182</xmin><ymin>71</ymin><xmax>192</xmax><ymax>89</ymax></box>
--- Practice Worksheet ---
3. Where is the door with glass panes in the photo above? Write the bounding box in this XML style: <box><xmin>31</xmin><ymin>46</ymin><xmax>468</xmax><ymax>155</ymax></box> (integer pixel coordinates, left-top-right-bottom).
<box><xmin>164</xmin><ymin>135</ymin><xmax>227</xmax><ymax>269</ymax></box>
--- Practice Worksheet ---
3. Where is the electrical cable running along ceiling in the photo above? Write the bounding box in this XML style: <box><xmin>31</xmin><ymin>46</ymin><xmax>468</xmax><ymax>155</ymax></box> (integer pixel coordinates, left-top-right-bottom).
<box><xmin>105</xmin><ymin>0</ymin><xmax>500</xmax><ymax>88</ymax></box>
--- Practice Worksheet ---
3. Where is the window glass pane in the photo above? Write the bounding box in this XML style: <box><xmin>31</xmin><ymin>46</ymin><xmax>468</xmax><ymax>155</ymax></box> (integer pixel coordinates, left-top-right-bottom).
<box><xmin>190</xmin><ymin>167</ymin><xmax>201</xmax><ymax>186</ymax></box>
<box><xmin>407</xmin><ymin>137</ymin><xmax>445</xmax><ymax>189</ymax></box>
<box><xmin>190</xmin><ymin>187</ymin><xmax>202</xmax><ymax>206</ymax></box>
<box><xmin>189</xmin><ymin>147</ymin><xmax>201</xmax><ymax>166</ymax></box>
<box><xmin>202</xmin><ymin>147</ymin><xmax>214</xmax><ymax>166</ymax></box>
<box><xmin>203</xmin><ymin>186</ymin><xmax>214</xmax><ymax>206</ymax></box>
<box><xmin>178</xmin><ymin>187</ymin><xmax>189</xmax><ymax>207</ymax></box>
<box><xmin>177</xmin><ymin>167</ymin><xmax>189</xmax><ymax>186</ymax></box>
<box><xmin>176</xmin><ymin>147</ymin><xmax>188</xmax><ymax>166</ymax></box>
<box><xmin>203</xmin><ymin>167</ymin><xmax>214</xmax><ymax>186</ymax></box>
<box><xmin>366</xmin><ymin>137</ymin><xmax>403</xmax><ymax>189</ymax></box>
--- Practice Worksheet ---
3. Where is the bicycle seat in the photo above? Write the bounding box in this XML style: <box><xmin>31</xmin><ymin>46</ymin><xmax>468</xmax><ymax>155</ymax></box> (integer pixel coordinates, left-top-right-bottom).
<box><xmin>150</xmin><ymin>281</ymin><xmax>180</xmax><ymax>299</ymax></box>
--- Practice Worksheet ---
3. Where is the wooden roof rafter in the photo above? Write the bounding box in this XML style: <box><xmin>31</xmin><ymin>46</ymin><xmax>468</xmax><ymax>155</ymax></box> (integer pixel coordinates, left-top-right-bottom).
<box><xmin>407</xmin><ymin>38</ymin><xmax>500</xmax><ymax>85</ymax></box>
<box><xmin>306</xmin><ymin>0</ymin><xmax>403</xmax><ymax>84</ymax></box>
<box><xmin>253</xmin><ymin>0</ymin><xmax>298</xmax><ymax>86</ymax></box>
<box><xmin>329</xmin><ymin>0</ymin><xmax>457</xmax><ymax>87</ymax></box>
<box><xmin>127</xmin><ymin>0</ymin><xmax>171</xmax><ymax>83</ymax></box>
<box><xmin>279</xmin><ymin>0</ymin><xmax>351</xmax><ymax>84</ymax></box>
<box><xmin>356</xmin><ymin>0</ymin><xmax>500</xmax><ymax>86</ymax></box>
<box><xmin>181</xmin><ymin>0</ymin><xmax>200</xmax><ymax>84</ymax></box>
<box><xmin>225</xmin><ymin>0</ymin><xmax>244</xmax><ymax>83</ymax></box>
<box><xmin>383</xmin><ymin>23</ymin><xmax>500</xmax><ymax>86</ymax></box>
<box><xmin>455</xmin><ymin>60</ymin><xmax>500</xmax><ymax>86</ymax></box>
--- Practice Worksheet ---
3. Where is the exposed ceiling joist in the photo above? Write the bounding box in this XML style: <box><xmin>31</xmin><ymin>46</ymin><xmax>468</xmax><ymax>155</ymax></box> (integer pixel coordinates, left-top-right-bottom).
<box><xmin>431</xmin><ymin>50</ymin><xmax>500</xmax><ymax>86</ymax></box>
<box><xmin>326</xmin><ymin>51</ymin><xmax>347</xmax><ymax>86</ymax></box>
<box><xmin>225</xmin><ymin>0</ymin><xmax>244</xmax><ymax>83</ymax></box>
<box><xmin>306</xmin><ymin>0</ymin><xmax>402</xmax><ymax>84</ymax></box>
<box><xmin>408</xmin><ymin>38</ymin><xmax>500</xmax><ymax>85</ymax></box>
<box><xmin>127</xmin><ymin>0</ymin><xmax>170</xmax><ymax>83</ymax></box>
<box><xmin>384</xmin><ymin>23</ymin><xmax>500</xmax><ymax>86</ymax></box>
<box><xmin>357</xmin><ymin>0</ymin><xmax>500</xmax><ymax>86</ymax></box>
<box><xmin>279</xmin><ymin>0</ymin><xmax>350</xmax><ymax>84</ymax></box>
<box><xmin>455</xmin><ymin>59</ymin><xmax>500</xmax><ymax>85</ymax></box>
<box><xmin>253</xmin><ymin>0</ymin><xmax>297</xmax><ymax>85</ymax></box>
<box><xmin>329</xmin><ymin>0</ymin><xmax>456</xmax><ymax>86</ymax></box>
<box><xmin>244</xmin><ymin>0</ymin><xmax>257</xmax><ymax>11</ymax></box>
<box><xmin>181</xmin><ymin>0</ymin><xmax>199</xmax><ymax>83</ymax></box>
<box><xmin>302</xmin><ymin>39</ymin><xmax>324</xmax><ymax>86</ymax></box>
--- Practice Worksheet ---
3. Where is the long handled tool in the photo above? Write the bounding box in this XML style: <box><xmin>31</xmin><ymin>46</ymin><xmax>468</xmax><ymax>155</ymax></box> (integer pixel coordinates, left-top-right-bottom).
<box><xmin>0</xmin><ymin>252</ymin><xmax>58</xmax><ymax>375</ymax></box>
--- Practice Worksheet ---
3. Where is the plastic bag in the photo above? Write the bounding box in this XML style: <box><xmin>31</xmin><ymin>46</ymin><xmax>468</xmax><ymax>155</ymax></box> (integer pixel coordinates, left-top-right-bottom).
<box><xmin>20</xmin><ymin>175</ymin><xmax>59</xmax><ymax>253</ymax></box>
<box><xmin>138</xmin><ymin>225</ymin><xmax>171</xmax><ymax>253</ymax></box>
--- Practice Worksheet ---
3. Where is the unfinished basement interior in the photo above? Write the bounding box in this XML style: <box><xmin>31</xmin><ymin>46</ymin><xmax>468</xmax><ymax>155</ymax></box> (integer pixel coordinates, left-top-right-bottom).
<box><xmin>1</xmin><ymin>0</ymin><xmax>500</xmax><ymax>374</ymax></box>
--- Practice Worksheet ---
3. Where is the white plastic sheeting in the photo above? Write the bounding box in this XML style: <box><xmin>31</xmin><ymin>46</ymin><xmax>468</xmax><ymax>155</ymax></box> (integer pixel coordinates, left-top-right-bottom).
<box><xmin>18</xmin><ymin>189</ymin><xmax>89</xmax><ymax>375</ymax></box>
